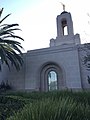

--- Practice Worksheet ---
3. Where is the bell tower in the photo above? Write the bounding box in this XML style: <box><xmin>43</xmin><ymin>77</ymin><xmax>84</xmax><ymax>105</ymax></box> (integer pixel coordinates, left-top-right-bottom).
<box><xmin>50</xmin><ymin>11</ymin><xmax>81</xmax><ymax>47</ymax></box>
<box><xmin>57</xmin><ymin>11</ymin><xmax>74</xmax><ymax>37</ymax></box>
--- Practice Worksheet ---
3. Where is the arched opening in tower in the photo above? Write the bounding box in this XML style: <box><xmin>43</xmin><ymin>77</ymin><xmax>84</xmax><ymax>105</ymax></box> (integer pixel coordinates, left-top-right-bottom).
<box><xmin>61</xmin><ymin>19</ymin><xmax>68</xmax><ymax>35</ymax></box>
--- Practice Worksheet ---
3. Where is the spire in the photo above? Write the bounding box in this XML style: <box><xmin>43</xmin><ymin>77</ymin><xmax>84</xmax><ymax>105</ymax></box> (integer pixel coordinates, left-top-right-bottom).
<box><xmin>50</xmin><ymin>10</ymin><xmax>81</xmax><ymax>47</ymax></box>
<box><xmin>57</xmin><ymin>11</ymin><xmax>74</xmax><ymax>37</ymax></box>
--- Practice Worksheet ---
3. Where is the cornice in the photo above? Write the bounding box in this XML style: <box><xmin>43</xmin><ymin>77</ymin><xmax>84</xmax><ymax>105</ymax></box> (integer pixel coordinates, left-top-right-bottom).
<box><xmin>27</xmin><ymin>44</ymin><xmax>80</xmax><ymax>57</ymax></box>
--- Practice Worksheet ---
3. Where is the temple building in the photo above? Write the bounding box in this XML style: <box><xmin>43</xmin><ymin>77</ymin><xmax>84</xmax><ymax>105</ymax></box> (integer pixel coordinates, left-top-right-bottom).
<box><xmin>0</xmin><ymin>10</ymin><xmax>90</xmax><ymax>91</ymax></box>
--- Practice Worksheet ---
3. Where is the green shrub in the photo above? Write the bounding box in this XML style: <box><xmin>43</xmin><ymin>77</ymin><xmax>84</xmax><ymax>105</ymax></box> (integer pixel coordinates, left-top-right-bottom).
<box><xmin>0</xmin><ymin>81</ymin><xmax>12</xmax><ymax>92</ymax></box>
<box><xmin>0</xmin><ymin>95</ymin><xmax>25</xmax><ymax>120</ymax></box>
<box><xmin>7</xmin><ymin>96</ymin><xmax>90</xmax><ymax>120</ymax></box>
<box><xmin>0</xmin><ymin>90</ymin><xmax>90</xmax><ymax>120</ymax></box>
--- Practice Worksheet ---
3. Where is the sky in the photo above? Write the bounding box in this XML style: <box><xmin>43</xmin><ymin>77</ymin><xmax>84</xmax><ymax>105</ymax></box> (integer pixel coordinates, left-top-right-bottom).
<box><xmin>0</xmin><ymin>0</ymin><xmax>90</xmax><ymax>52</ymax></box>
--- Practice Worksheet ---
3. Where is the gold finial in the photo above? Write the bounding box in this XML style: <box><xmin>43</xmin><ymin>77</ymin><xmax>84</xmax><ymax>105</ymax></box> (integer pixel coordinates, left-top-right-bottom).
<box><xmin>60</xmin><ymin>2</ymin><xmax>65</xmax><ymax>11</ymax></box>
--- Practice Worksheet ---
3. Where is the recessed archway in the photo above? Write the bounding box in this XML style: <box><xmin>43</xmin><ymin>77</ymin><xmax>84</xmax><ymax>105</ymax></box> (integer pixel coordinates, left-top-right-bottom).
<box><xmin>40</xmin><ymin>62</ymin><xmax>66</xmax><ymax>91</ymax></box>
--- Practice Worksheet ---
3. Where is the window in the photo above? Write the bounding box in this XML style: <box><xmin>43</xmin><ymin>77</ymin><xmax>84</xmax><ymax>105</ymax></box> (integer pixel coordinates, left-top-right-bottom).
<box><xmin>48</xmin><ymin>71</ymin><xmax>58</xmax><ymax>91</ymax></box>
<box><xmin>62</xmin><ymin>19</ymin><xmax>68</xmax><ymax>35</ymax></box>
<box><xmin>40</xmin><ymin>63</ymin><xmax>65</xmax><ymax>91</ymax></box>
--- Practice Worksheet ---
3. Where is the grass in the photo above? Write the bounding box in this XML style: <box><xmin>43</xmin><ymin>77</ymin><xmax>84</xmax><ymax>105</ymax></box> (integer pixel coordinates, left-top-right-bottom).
<box><xmin>0</xmin><ymin>90</ymin><xmax>90</xmax><ymax>120</ymax></box>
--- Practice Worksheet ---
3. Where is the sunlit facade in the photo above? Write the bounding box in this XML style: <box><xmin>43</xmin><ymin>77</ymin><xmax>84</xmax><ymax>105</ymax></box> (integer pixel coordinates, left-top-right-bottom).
<box><xmin>0</xmin><ymin>11</ymin><xmax>90</xmax><ymax>91</ymax></box>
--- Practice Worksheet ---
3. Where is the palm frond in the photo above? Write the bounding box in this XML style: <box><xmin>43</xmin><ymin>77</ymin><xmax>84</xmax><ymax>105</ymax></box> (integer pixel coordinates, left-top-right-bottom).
<box><xmin>0</xmin><ymin>44</ymin><xmax>23</xmax><ymax>71</ymax></box>
<box><xmin>0</xmin><ymin>14</ymin><xmax>11</xmax><ymax>24</ymax></box>
<box><xmin>0</xmin><ymin>29</ymin><xmax>20</xmax><ymax>36</ymax></box>
<box><xmin>9</xmin><ymin>34</ymin><xmax>24</xmax><ymax>41</ymax></box>
<box><xmin>0</xmin><ymin>44</ymin><xmax>7</xmax><ymax>63</ymax></box>
<box><xmin>0</xmin><ymin>8</ymin><xmax>4</xmax><ymax>17</ymax></box>
<box><xmin>6</xmin><ymin>50</ymin><xmax>23</xmax><ymax>71</ymax></box>
<box><xmin>11</xmin><ymin>44</ymin><xmax>23</xmax><ymax>55</ymax></box>
<box><xmin>0</xmin><ymin>10</ymin><xmax>24</xmax><ymax>71</ymax></box>
<box><xmin>0</xmin><ymin>23</ymin><xmax>19</xmax><ymax>30</ymax></box>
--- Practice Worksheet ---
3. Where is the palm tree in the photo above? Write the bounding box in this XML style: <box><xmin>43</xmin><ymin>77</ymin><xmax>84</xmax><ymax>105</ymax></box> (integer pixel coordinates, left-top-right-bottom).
<box><xmin>0</xmin><ymin>8</ymin><xmax>24</xmax><ymax>71</ymax></box>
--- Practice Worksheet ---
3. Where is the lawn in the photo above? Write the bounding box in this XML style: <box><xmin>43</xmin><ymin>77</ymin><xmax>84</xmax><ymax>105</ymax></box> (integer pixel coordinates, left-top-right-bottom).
<box><xmin>0</xmin><ymin>90</ymin><xmax>90</xmax><ymax>120</ymax></box>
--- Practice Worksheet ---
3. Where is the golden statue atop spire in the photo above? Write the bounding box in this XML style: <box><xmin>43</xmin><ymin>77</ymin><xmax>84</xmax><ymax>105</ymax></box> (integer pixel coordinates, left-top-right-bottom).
<box><xmin>60</xmin><ymin>2</ymin><xmax>65</xmax><ymax>11</ymax></box>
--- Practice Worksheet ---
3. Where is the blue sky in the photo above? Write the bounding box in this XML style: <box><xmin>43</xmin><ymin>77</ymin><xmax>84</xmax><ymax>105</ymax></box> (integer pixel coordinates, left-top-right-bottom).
<box><xmin>0</xmin><ymin>0</ymin><xmax>90</xmax><ymax>51</ymax></box>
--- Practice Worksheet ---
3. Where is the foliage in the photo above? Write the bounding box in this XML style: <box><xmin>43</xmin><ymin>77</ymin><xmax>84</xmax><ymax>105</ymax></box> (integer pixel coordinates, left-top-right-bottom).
<box><xmin>0</xmin><ymin>81</ymin><xmax>11</xmax><ymax>92</ymax></box>
<box><xmin>0</xmin><ymin>90</ymin><xmax>89</xmax><ymax>120</ymax></box>
<box><xmin>83</xmin><ymin>43</ymin><xmax>90</xmax><ymax>83</ymax></box>
<box><xmin>8</xmin><ymin>97</ymin><xmax>90</xmax><ymax>120</ymax></box>
<box><xmin>84</xmin><ymin>43</ymin><xmax>90</xmax><ymax>68</ymax></box>
<box><xmin>84</xmin><ymin>43</ymin><xmax>90</xmax><ymax>50</ymax></box>
<box><xmin>0</xmin><ymin>8</ymin><xmax>24</xmax><ymax>71</ymax></box>
<box><xmin>0</xmin><ymin>95</ymin><xmax>25</xmax><ymax>120</ymax></box>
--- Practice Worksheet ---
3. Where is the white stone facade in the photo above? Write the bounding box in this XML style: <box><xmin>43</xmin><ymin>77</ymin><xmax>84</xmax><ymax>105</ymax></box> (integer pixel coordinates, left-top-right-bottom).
<box><xmin>0</xmin><ymin>11</ymin><xmax>90</xmax><ymax>91</ymax></box>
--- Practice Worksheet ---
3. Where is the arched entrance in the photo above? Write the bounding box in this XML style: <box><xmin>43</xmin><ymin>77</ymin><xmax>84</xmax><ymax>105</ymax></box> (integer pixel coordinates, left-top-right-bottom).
<box><xmin>40</xmin><ymin>62</ymin><xmax>65</xmax><ymax>91</ymax></box>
